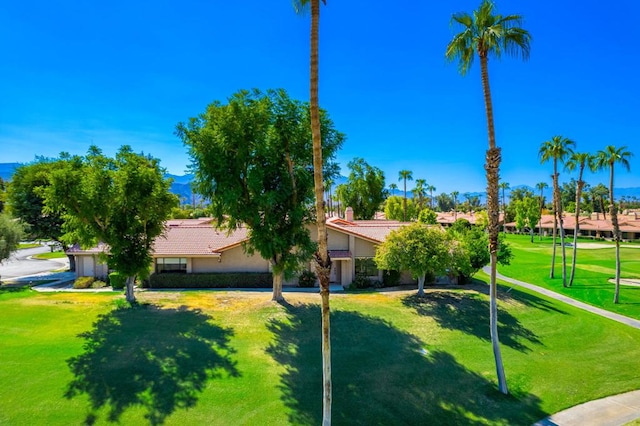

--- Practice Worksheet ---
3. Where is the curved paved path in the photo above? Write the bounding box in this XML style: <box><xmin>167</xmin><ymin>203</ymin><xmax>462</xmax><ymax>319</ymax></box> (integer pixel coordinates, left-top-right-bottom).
<box><xmin>482</xmin><ymin>267</ymin><xmax>640</xmax><ymax>425</ymax></box>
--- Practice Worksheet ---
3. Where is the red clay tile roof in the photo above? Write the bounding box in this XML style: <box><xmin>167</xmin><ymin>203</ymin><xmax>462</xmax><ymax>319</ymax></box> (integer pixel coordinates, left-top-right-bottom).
<box><xmin>326</xmin><ymin>216</ymin><xmax>406</xmax><ymax>243</ymax></box>
<box><xmin>152</xmin><ymin>225</ymin><xmax>249</xmax><ymax>256</ymax></box>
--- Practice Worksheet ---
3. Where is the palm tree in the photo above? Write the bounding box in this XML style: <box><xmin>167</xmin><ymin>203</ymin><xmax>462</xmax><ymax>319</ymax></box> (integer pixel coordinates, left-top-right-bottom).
<box><xmin>565</xmin><ymin>152</ymin><xmax>595</xmax><ymax>286</ymax></box>
<box><xmin>498</xmin><ymin>181</ymin><xmax>510</xmax><ymax>233</ymax></box>
<box><xmin>498</xmin><ymin>181</ymin><xmax>510</xmax><ymax>213</ymax></box>
<box><xmin>388</xmin><ymin>182</ymin><xmax>398</xmax><ymax>196</ymax></box>
<box><xmin>451</xmin><ymin>190</ymin><xmax>459</xmax><ymax>220</ymax></box>
<box><xmin>413</xmin><ymin>179</ymin><xmax>427</xmax><ymax>210</ymax></box>
<box><xmin>293</xmin><ymin>0</ymin><xmax>331</xmax><ymax>422</ymax></box>
<box><xmin>595</xmin><ymin>145</ymin><xmax>633</xmax><ymax>304</ymax></box>
<box><xmin>398</xmin><ymin>170</ymin><xmax>413</xmax><ymax>221</ymax></box>
<box><xmin>446</xmin><ymin>0</ymin><xmax>530</xmax><ymax>395</ymax></box>
<box><xmin>325</xmin><ymin>177</ymin><xmax>334</xmax><ymax>217</ymax></box>
<box><xmin>539</xmin><ymin>136</ymin><xmax>575</xmax><ymax>287</ymax></box>
<box><xmin>535</xmin><ymin>181</ymin><xmax>548</xmax><ymax>240</ymax></box>
<box><xmin>427</xmin><ymin>184</ymin><xmax>436</xmax><ymax>209</ymax></box>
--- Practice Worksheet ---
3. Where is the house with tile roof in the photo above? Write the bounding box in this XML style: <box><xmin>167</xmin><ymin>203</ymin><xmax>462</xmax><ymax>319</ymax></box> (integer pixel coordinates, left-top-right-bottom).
<box><xmin>503</xmin><ymin>212</ymin><xmax>640</xmax><ymax>241</ymax></box>
<box><xmin>68</xmin><ymin>209</ymin><xmax>414</xmax><ymax>287</ymax></box>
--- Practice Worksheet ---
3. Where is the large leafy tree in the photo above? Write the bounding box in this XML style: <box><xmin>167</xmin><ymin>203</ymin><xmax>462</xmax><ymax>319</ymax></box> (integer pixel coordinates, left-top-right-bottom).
<box><xmin>595</xmin><ymin>145</ymin><xmax>633</xmax><ymax>303</ymax></box>
<box><xmin>292</xmin><ymin>0</ymin><xmax>332</xmax><ymax>423</ymax></box>
<box><xmin>514</xmin><ymin>197</ymin><xmax>541</xmax><ymax>243</ymax></box>
<box><xmin>398</xmin><ymin>170</ymin><xmax>413</xmax><ymax>221</ymax></box>
<box><xmin>565</xmin><ymin>152</ymin><xmax>595</xmax><ymax>286</ymax></box>
<box><xmin>177</xmin><ymin>88</ymin><xmax>343</xmax><ymax>302</ymax></box>
<box><xmin>0</xmin><ymin>213</ymin><xmax>24</xmax><ymax>267</ymax></box>
<box><xmin>44</xmin><ymin>146</ymin><xmax>177</xmax><ymax>303</ymax></box>
<box><xmin>384</xmin><ymin>195</ymin><xmax>417</xmax><ymax>221</ymax></box>
<box><xmin>6</xmin><ymin>158</ymin><xmax>74</xmax><ymax>268</ymax></box>
<box><xmin>374</xmin><ymin>223</ymin><xmax>451</xmax><ymax>296</ymax></box>
<box><xmin>445</xmin><ymin>0</ymin><xmax>530</xmax><ymax>395</ymax></box>
<box><xmin>341</xmin><ymin>158</ymin><xmax>386</xmax><ymax>220</ymax></box>
<box><xmin>539</xmin><ymin>135</ymin><xmax>575</xmax><ymax>287</ymax></box>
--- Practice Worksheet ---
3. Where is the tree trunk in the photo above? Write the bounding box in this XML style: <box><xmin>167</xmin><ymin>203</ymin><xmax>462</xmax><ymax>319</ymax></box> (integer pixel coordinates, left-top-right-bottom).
<box><xmin>309</xmin><ymin>1</ymin><xmax>332</xmax><ymax>423</ymax></box>
<box><xmin>417</xmin><ymin>273</ymin><xmax>425</xmax><ymax>297</ymax></box>
<box><xmin>272</xmin><ymin>268</ymin><xmax>284</xmax><ymax>302</ymax></box>
<box><xmin>480</xmin><ymin>53</ymin><xmax>508</xmax><ymax>395</ymax></box>
<box><xmin>609</xmin><ymin>166</ymin><xmax>621</xmax><ymax>304</ymax></box>
<box><xmin>125</xmin><ymin>275</ymin><xmax>136</xmax><ymax>303</ymax></box>
<box><xmin>558</xmin><ymin>199</ymin><xmax>567</xmax><ymax>288</ymax></box>
<box><xmin>530</xmin><ymin>228</ymin><xmax>534</xmax><ymax>243</ymax></box>
<box><xmin>569</xmin><ymin>174</ymin><xmax>585</xmax><ymax>286</ymax></box>
<box><xmin>550</xmin><ymin>169</ymin><xmax>558</xmax><ymax>279</ymax></box>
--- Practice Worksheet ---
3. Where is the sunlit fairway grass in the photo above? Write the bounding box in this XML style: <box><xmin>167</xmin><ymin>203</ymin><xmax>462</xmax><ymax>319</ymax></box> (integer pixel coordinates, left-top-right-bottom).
<box><xmin>498</xmin><ymin>234</ymin><xmax>640</xmax><ymax>319</ymax></box>
<box><xmin>2</xmin><ymin>283</ymin><xmax>640</xmax><ymax>425</ymax></box>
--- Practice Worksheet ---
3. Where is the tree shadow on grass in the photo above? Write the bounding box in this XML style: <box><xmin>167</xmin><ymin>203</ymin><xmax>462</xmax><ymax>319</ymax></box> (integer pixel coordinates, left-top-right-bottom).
<box><xmin>402</xmin><ymin>290</ymin><xmax>542</xmax><ymax>353</ymax></box>
<box><xmin>267</xmin><ymin>303</ymin><xmax>546</xmax><ymax>425</ymax></box>
<box><xmin>65</xmin><ymin>303</ymin><xmax>239</xmax><ymax>425</ymax></box>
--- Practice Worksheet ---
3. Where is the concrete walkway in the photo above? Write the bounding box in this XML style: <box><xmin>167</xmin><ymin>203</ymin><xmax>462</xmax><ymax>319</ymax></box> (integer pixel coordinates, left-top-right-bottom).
<box><xmin>482</xmin><ymin>267</ymin><xmax>640</xmax><ymax>425</ymax></box>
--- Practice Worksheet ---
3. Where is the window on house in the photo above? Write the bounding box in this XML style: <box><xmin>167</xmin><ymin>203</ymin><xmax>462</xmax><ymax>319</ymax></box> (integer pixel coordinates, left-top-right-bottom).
<box><xmin>355</xmin><ymin>257</ymin><xmax>378</xmax><ymax>277</ymax></box>
<box><xmin>156</xmin><ymin>257</ymin><xmax>187</xmax><ymax>273</ymax></box>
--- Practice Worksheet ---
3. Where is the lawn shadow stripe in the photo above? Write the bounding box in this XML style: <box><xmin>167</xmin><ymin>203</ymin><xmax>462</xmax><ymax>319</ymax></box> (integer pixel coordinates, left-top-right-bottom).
<box><xmin>65</xmin><ymin>302</ymin><xmax>240</xmax><ymax>425</ymax></box>
<box><xmin>266</xmin><ymin>302</ymin><xmax>546</xmax><ymax>425</ymax></box>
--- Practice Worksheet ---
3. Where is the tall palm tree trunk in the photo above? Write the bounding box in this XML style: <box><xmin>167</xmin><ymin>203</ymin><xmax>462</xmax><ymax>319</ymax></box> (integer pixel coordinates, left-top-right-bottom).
<box><xmin>609</xmin><ymin>166</ymin><xmax>621</xmax><ymax>304</ymax></box>
<box><xmin>480</xmin><ymin>54</ymin><xmax>508</xmax><ymax>395</ymax></box>
<box><xmin>550</xmin><ymin>170</ymin><xmax>558</xmax><ymax>278</ymax></box>
<box><xmin>308</xmin><ymin>1</ymin><xmax>332</xmax><ymax>423</ymax></box>
<box><xmin>569</xmin><ymin>171</ymin><xmax>585</xmax><ymax>286</ymax></box>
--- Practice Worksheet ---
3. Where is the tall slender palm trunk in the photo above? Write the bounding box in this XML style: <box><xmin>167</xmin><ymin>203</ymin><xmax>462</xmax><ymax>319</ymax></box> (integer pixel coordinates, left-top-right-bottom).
<box><xmin>480</xmin><ymin>53</ymin><xmax>508</xmax><ymax>395</ymax></box>
<box><xmin>550</xmin><ymin>170</ymin><xmax>559</xmax><ymax>279</ymax></box>
<box><xmin>569</xmin><ymin>171</ymin><xmax>585</xmax><ymax>286</ymax></box>
<box><xmin>308</xmin><ymin>1</ymin><xmax>332</xmax><ymax>423</ymax></box>
<box><xmin>558</xmin><ymin>194</ymin><xmax>567</xmax><ymax>287</ymax></box>
<box><xmin>609</xmin><ymin>166</ymin><xmax>621</xmax><ymax>304</ymax></box>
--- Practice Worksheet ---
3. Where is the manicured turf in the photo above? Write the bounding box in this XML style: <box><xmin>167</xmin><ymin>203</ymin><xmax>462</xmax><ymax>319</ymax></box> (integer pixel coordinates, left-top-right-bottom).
<box><xmin>499</xmin><ymin>234</ymin><xmax>640</xmax><ymax>319</ymax></box>
<box><xmin>33</xmin><ymin>251</ymin><xmax>67</xmax><ymax>260</ymax></box>
<box><xmin>2</xmin><ymin>283</ymin><xmax>640</xmax><ymax>425</ymax></box>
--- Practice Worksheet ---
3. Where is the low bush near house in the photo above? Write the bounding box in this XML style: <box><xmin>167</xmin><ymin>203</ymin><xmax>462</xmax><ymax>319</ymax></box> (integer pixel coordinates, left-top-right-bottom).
<box><xmin>148</xmin><ymin>272</ymin><xmax>273</xmax><ymax>289</ymax></box>
<box><xmin>382</xmin><ymin>270</ymin><xmax>400</xmax><ymax>287</ymax></box>
<box><xmin>349</xmin><ymin>275</ymin><xmax>372</xmax><ymax>290</ymax></box>
<box><xmin>298</xmin><ymin>270</ymin><xmax>317</xmax><ymax>288</ymax></box>
<box><xmin>109</xmin><ymin>272</ymin><xmax>126</xmax><ymax>290</ymax></box>
<box><xmin>73</xmin><ymin>277</ymin><xmax>95</xmax><ymax>289</ymax></box>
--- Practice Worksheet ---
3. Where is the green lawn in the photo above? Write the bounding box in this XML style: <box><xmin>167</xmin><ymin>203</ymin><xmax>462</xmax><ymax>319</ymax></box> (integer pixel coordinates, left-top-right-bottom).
<box><xmin>18</xmin><ymin>242</ymin><xmax>42</xmax><ymax>249</ymax></box>
<box><xmin>2</xmin><ymin>283</ymin><xmax>640</xmax><ymax>425</ymax></box>
<box><xmin>33</xmin><ymin>251</ymin><xmax>67</xmax><ymax>260</ymax></box>
<box><xmin>499</xmin><ymin>234</ymin><xmax>640</xmax><ymax>319</ymax></box>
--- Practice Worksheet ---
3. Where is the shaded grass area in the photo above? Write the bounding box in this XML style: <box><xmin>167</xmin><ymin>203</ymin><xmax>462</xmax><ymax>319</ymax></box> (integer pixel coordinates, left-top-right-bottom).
<box><xmin>499</xmin><ymin>234</ymin><xmax>640</xmax><ymax>318</ymax></box>
<box><xmin>2</xmin><ymin>284</ymin><xmax>640</xmax><ymax>424</ymax></box>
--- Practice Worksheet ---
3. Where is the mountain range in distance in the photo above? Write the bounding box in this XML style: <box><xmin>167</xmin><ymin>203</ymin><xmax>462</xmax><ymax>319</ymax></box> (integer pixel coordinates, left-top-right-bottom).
<box><xmin>2</xmin><ymin>163</ymin><xmax>639</xmax><ymax>202</ymax></box>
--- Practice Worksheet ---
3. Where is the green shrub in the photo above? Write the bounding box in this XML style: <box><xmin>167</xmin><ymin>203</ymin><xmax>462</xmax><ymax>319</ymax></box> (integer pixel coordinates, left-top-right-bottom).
<box><xmin>109</xmin><ymin>272</ymin><xmax>126</xmax><ymax>290</ymax></box>
<box><xmin>349</xmin><ymin>275</ymin><xmax>372</xmax><ymax>290</ymax></box>
<box><xmin>298</xmin><ymin>270</ymin><xmax>317</xmax><ymax>288</ymax></box>
<box><xmin>148</xmin><ymin>272</ymin><xmax>273</xmax><ymax>289</ymax></box>
<box><xmin>73</xmin><ymin>276</ymin><xmax>95</xmax><ymax>289</ymax></box>
<box><xmin>91</xmin><ymin>280</ymin><xmax>108</xmax><ymax>289</ymax></box>
<box><xmin>382</xmin><ymin>270</ymin><xmax>400</xmax><ymax>287</ymax></box>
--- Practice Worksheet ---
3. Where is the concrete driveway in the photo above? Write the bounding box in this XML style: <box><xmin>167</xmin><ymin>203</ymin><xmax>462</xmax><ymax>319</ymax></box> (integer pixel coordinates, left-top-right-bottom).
<box><xmin>0</xmin><ymin>244</ymin><xmax>70</xmax><ymax>281</ymax></box>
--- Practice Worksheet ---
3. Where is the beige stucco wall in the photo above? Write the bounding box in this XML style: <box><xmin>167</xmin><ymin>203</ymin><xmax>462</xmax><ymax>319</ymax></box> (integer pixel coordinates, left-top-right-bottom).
<box><xmin>327</xmin><ymin>228</ymin><xmax>349</xmax><ymax>250</ymax></box>
<box><xmin>354</xmin><ymin>238</ymin><xmax>377</xmax><ymax>257</ymax></box>
<box><xmin>189</xmin><ymin>245</ymin><xmax>270</xmax><ymax>273</ymax></box>
<box><xmin>75</xmin><ymin>255</ymin><xmax>108</xmax><ymax>279</ymax></box>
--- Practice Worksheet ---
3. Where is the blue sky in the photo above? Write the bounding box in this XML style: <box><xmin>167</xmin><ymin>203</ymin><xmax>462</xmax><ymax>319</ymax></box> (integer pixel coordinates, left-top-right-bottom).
<box><xmin>1</xmin><ymin>0</ymin><xmax>638</xmax><ymax>194</ymax></box>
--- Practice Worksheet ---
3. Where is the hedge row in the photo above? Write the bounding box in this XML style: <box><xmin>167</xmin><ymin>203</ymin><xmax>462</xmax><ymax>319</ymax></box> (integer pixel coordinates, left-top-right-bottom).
<box><xmin>147</xmin><ymin>272</ymin><xmax>273</xmax><ymax>289</ymax></box>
